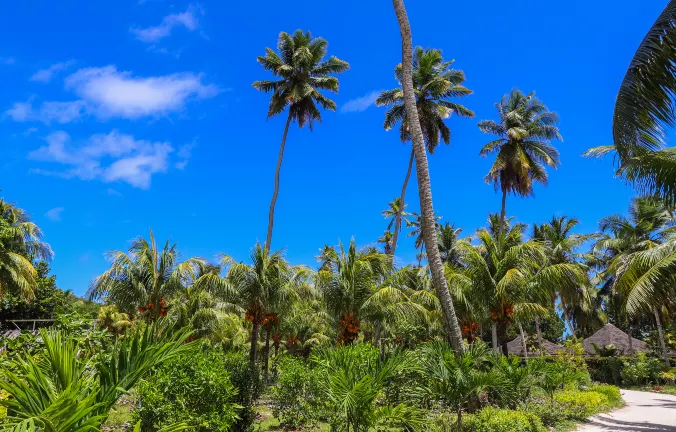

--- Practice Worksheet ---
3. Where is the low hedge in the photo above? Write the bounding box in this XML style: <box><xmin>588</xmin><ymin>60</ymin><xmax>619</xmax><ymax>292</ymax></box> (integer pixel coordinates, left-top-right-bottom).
<box><xmin>521</xmin><ymin>386</ymin><xmax>621</xmax><ymax>426</ymax></box>
<box><xmin>554</xmin><ymin>390</ymin><xmax>609</xmax><ymax>419</ymax></box>
<box><xmin>437</xmin><ymin>408</ymin><xmax>546</xmax><ymax>432</ymax></box>
<box><xmin>590</xmin><ymin>384</ymin><xmax>623</xmax><ymax>405</ymax></box>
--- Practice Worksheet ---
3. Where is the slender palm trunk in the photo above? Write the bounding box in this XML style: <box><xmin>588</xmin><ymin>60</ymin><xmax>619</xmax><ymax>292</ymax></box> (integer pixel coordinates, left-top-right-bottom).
<box><xmin>265</xmin><ymin>112</ymin><xmax>293</xmax><ymax>252</ymax></box>
<box><xmin>264</xmin><ymin>327</ymin><xmax>271</xmax><ymax>384</ymax></box>
<box><xmin>562</xmin><ymin>306</ymin><xmax>575</xmax><ymax>337</ymax></box>
<box><xmin>491</xmin><ymin>323</ymin><xmax>498</xmax><ymax>350</ymax></box>
<box><xmin>535</xmin><ymin>317</ymin><xmax>544</xmax><ymax>356</ymax></box>
<box><xmin>497</xmin><ymin>188</ymin><xmax>507</xmax><ymax>245</ymax></box>
<box><xmin>456</xmin><ymin>410</ymin><xmax>462</xmax><ymax>432</ymax></box>
<box><xmin>519</xmin><ymin>321</ymin><xmax>529</xmax><ymax>362</ymax></box>
<box><xmin>391</xmin><ymin>149</ymin><xmax>415</xmax><ymax>257</ymax></box>
<box><xmin>249</xmin><ymin>321</ymin><xmax>260</xmax><ymax>365</ymax></box>
<box><xmin>653</xmin><ymin>306</ymin><xmax>670</xmax><ymax>366</ymax></box>
<box><xmin>627</xmin><ymin>321</ymin><xmax>634</xmax><ymax>355</ymax></box>
<box><xmin>374</xmin><ymin>322</ymin><xmax>382</xmax><ymax>347</ymax></box>
<box><xmin>392</xmin><ymin>0</ymin><xmax>464</xmax><ymax>353</ymax></box>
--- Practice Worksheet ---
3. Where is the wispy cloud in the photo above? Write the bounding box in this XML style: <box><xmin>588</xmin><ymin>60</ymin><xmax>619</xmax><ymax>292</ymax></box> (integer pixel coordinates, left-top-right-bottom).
<box><xmin>30</xmin><ymin>60</ymin><xmax>75</xmax><ymax>83</ymax></box>
<box><xmin>175</xmin><ymin>141</ymin><xmax>196</xmax><ymax>169</ymax></box>
<box><xmin>131</xmin><ymin>5</ymin><xmax>202</xmax><ymax>43</ymax></box>
<box><xmin>341</xmin><ymin>90</ymin><xmax>381</xmax><ymax>113</ymax></box>
<box><xmin>28</xmin><ymin>130</ymin><xmax>179</xmax><ymax>189</ymax></box>
<box><xmin>0</xmin><ymin>57</ymin><xmax>15</xmax><ymax>65</ymax></box>
<box><xmin>6</xmin><ymin>66</ymin><xmax>217</xmax><ymax>123</ymax></box>
<box><xmin>107</xmin><ymin>188</ymin><xmax>123</xmax><ymax>197</ymax></box>
<box><xmin>45</xmin><ymin>207</ymin><xmax>64</xmax><ymax>221</ymax></box>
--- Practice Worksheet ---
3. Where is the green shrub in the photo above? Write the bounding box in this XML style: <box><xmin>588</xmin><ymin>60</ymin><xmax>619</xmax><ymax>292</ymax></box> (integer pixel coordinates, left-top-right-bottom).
<box><xmin>587</xmin><ymin>356</ymin><xmax>625</xmax><ymax>385</ymax></box>
<box><xmin>520</xmin><ymin>396</ymin><xmax>573</xmax><ymax>427</ymax></box>
<box><xmin>620</xmin><ymin>353</ymin><xmax>662</xmax><ymax>385</ymax></box>
<box><xmin>590</xmin><ymin>384</ymin><xmax>623</xmax><ymax>405</ymax></box>
<box><xmin>553</xmin><ymin>390</ymin><xmax>609</xmax><ymax>419</ymax></box>
<box><xmin>222</xmin><ymin>349</ymin><xmax>262</xmax><ymax>431</ymax></box>
<box><xmin>453</xmin><ymin>407</ymin><xmax>546</xmax><ymax>432</ymax></box>
<box><xmin>133</xmin><ymin>349</ymin><xmax>240</xmax><ymax>431</ymax></box>
<box><xmin>271</xmin><ymin>356</ymin><xmax>322</xmax><ymax>428</ymax></box>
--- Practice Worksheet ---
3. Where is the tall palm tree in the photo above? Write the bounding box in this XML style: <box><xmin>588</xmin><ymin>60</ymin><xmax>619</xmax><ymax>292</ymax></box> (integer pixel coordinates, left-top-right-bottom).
<box><xmin>532</xmin><ymin>216</ymin><xmax>594</xmax><ymax>336</ymax></box>
<box><xmin>436</xmin><ymin>222</ymin><xmax>462</xmax><ymax>268</ymax></box>
<box><xmin>391</xmin><ymin>0</ymin><xmax>465</xmax><ymax>352</ymax></box>
<box><xmin>585</xmin><ymin>2</ymin><xmax>676</xmax><ymax>203</ymax></box>
<box><xmin>377</xmin><ymin>230</ymin><xmax>394</xmax><ymax>255</ymax></box>
<box><xmin>317</xmin><ymin>239</ymin><xmax>391</xmax><ymax>343</ymax></box>
<box><xmin>596</xmin><ymin>197</ymin><xmax>676</xmax><ymax>365</ymax></box>
<box><xmin>0</xmin><ymin>199</ymin><xmax>52</xmax><ymax>302</ymax></box>
<box><xmin>252</xmin><ymin>30</ymin><xmax>349</xmax><ymax>251</ymax></box>
<box><xmin>478</xmin><ymin>89</ymin><xmax>562</xmax><ymax>243</ymax></box>
<box><xmin>406</xmin><ymin>211</ymin><xmax>441</xmax><ymax>266</ymax></box>
<box><xmin>382</xmin><ymin>198</ymin><xmax>411</xmax><ymax>256</ymax></box>
<box><xmin>376</xmin><ymin>48</ymin><xmax>474</xmax><ymax>257</ymax></box>
<box><xmin>88</xmin><ymin>231</ymin><xmax>204</xmax><ymax>320</ymax></box>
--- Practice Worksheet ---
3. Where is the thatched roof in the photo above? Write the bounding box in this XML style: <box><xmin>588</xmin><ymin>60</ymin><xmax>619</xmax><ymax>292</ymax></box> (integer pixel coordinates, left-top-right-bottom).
<box><xmin>582</xmin><ymin>323</ymin><xmax>648</xmax><ymax>355</ymax></box>
<box><xmin>506</xmin><ymin>334</ymin><xmax>564</xmax><ymax>356</ymax></box>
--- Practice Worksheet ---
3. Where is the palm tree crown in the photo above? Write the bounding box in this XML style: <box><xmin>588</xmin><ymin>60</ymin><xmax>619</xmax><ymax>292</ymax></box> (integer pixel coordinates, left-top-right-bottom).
<box><xmin>252</xmin><ymin>30</ymin><xmax>349</xmax><ymax>129</ymax></box>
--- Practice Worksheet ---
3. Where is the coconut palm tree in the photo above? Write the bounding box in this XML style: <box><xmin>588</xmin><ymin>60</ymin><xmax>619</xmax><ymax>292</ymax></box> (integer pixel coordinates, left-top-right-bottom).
<box><xmin>596</xmin><ymin>197</ymin><xmax>676</xmax><ymax>365</ymax></box>
<box><xmin>252</xmin><ymin>30</ymin><xmax>349</xmax><ymax>252</ymax></box>
<box><xmin>0</xmin><ymin>199</ymin><xmax>52</xmax><ymax>302</ymax></box>
<box><xmin>391</xmin><ymin>0</ymin><xmax>465</xmax><ymax>352</ymax></box>
<box><xmin>317</xmin><ymin>239</ymin><xmax>392</xmax><ymax>343</ymax></box>
<box><xmin>376</xmin><ymin>48</ymin><xmax>474</xmax><ymax>257</ymax></box>
<box><xmin>436</xmin><ymin>222</ymin><xmax>462</xmax><ymax>268</ymax></box>
<box><xmin>478</xmin><ymin>89</ymin><xmax>562</xmax><ymax>243</ymax></box>
<box><xmin>377</xmin><ymin>230</ymin><xmax>394</xmax><ymax>255</ymax></box>
<box><xmin>88</xmin><ymin>231</ymin><xmax>204</xmax><ymax>320</ymax></box>
<box><xmin>406</xmin><ymin>211</ymin><xmax>441</xmax><ymax>266</ymax></box>
<box><xmin>224</xmin><ymin>244</ymin><xmax>307</xmax><ymax>370</ymax></box>
<box><xmin>585</xmin><ymin>2</ymin><xmax>676</xmax><ymax>203</ymax></box>
<box><xmin>532</xmin><ymin>216</ymin><xmax>594</xmax><ymax>336</ymax></box>
<box><xmin>382</xmin><ymin>198</ymin><xmax>411</xmax><ymax>256</ymax></box>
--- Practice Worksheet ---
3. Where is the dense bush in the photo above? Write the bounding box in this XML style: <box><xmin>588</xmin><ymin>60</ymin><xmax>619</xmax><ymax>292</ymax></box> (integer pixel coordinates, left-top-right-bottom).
<box><xmin>620</xmin><ymin>352</ymin><xmax>663</xmax><ymax>385</ymax></box>
<box><xmin>460</xmin><ymin>407</ymin><xmax>547</xmax><ymax>432</ymax></box>
<box><xmin>222</xmin><ymin>349</ymin><xmax>262</xmax><ymax>431</ymax></box>
<box><xmin>590</xmin><ymin>384</ymin><xmax>623</xmax><ymax>405</ymax></box>
<box><xmin>271</xmin><ymin>356</ymin><xmax>322</xmax><ymax>428</ymax></box>
<box><xmin>133</xmin><ymin>349</ymin><xmax>240</xmax><ymax>431</ymax></box>
<box><xmin>587</xmin><ymin>356</ymin><xmax>625</xmax><ymax>385</ymax></box>
<box><xmin>553</xmin><ymin>390</ymin><xmax>609</xmax><ymax>419</ymax></box>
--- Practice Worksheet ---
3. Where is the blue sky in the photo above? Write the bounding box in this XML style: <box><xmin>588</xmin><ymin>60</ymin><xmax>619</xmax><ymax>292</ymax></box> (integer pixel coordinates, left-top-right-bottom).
<box><xmin>1</xmin><ymin>1</ymin><xmax>662</xmax><ymax>296</ymax></box>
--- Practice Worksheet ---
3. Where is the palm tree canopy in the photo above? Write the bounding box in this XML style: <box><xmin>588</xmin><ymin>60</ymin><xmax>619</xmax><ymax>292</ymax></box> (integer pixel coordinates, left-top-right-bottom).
<box><xmin>376</xmin><ymin>47</ymin><xmax>474</xmax><ymax>152</ymax></box>
<box><xmin>252</xmin><ymin>30</ymin><xmax>349</xmax><ymax>129</ymax></box>
<box><xmin>478</xmin><ymin>89</ymin><xmax>562</xmax><ymax>197</ymax></box>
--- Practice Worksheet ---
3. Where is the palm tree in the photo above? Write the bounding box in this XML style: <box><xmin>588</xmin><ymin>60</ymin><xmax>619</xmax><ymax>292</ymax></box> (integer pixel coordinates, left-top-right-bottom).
<box><xmin>417</xmin><ymin>342</ymin><xmax>500</xmax><ymax>432</ymax></box>
<box><xmin>585</xmin><ymin>2</ymin><xmax>676</xmax><ymax>203</ymax></box>
<box><xmin>533</xmin><ymin>216</ymin><xmax>594</xmax><ymax>336</ymax></box>
<box><xmin>391</xmin><ymin>0</ymin><xmax>465</xmax><ymax>352</ymax></box>
<box><xmin>596</xmin><ymin>197</ymin><xmax>676</xmax><ymax>365</ymax></box>
<box><xmin>382</xmin><ymin>198</ymin><xmax>411</xmax><ymax>256</ymax></box>
<box><xmin>377</xmin><ymin>230</ymin><xmax>394</xmax><ymax>255</ymax></box>
<box><xmin>376</xmin><ymin>48</ymin><xmax>474</xmax><ymax>257</ymax></box>
<box><xmin>436</xmin><ymin>222</ymin><xmax>462</xmax><ymax>268</ymax></box>
<box><xmin>478</xmin><ymin>89</ymin><xmax>562</xmax><ymax>243</ymax></box>
<box><xmin>0</xmin><ymin>199</ymin><xmax>52</xmax><ymax>302</ymax></box>
<box><xmin>317</xmin><ymin>239</ymin><xmax>391</xmax><ymax>343</ymax></box>
<box><xmin>252</xmin><ymin>30</ymin><xmax>349</xmax><ymax>251</ymax></box>
<box><xmin>88</xmin><ymin>231</ymin><xmax>204</xmax><ymax>320</ymax></box>
<box><xmin>406</xmin><ymin>211</ymin><xmax>441</xmax><ymax>266</ymax></box>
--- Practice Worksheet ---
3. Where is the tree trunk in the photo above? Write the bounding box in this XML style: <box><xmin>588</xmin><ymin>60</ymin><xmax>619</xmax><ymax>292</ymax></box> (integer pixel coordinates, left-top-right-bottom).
<box><xmin>497</xmin><ymin>187</ymin><xmax>507</xmax><ymax>246</ymax></box>
<box><xmin>519</xmin><ymin>321</ymin><xmax>529</xmax><ymax>362</ymax></box>
<box><xmin>627</xmin><ymin>320</ymin><xmax>633</xmax><ymax>355</ymax></box>
<box><xmin>498</xmin><ymin>322</ymin><xmax>509</xmax><ymax>356</ymax></box>
<box><xmin>265</xmin><ymin>112</ymin><xmax>293</xmax><ymax>252</ymax></box>
<box><xmin>391</xmin><ymin>149</ymin><xmax>415</xmax><ymax>257</ymax></box>
<box><xmin>249</xmin><ymin>320</ymin><xmax>259</xmax><ymax>365</ymax></box>
<box><xmin>392</xmin><ymin>0</ymin><xmax>464</xmax><ymax>353</ymax></box>
<box><xmin>654</xmin><ymin>306</ymin><xmax>670</xmax><ymax>367</ymax></box>
<box><xmin>491</xmin><ymin>323</ymin><xmax>498</xmax><ymax>350</ymax></box>
<box><xmin>456</xmin><ymin>409</ymin><xmax>462</xmax><ymax>432</ymax></box>
<box><xmin>562</xmin><ymin>305</ymin><xmax>575</xmax><ymax>337</ymax></box>
<box><xmin>535</xmin><ymin>317</ymin><xmax>544</xmax><ymax>356</ymax></box>
<box><xmin>374</xmin><ymin>322</ymin><xmax>382</xmax><ymax>347</ymax></box>
<box><xmin>263</xmin><ymin>327</ymin><xmax>271</xmax><ymax>384</ymax></box>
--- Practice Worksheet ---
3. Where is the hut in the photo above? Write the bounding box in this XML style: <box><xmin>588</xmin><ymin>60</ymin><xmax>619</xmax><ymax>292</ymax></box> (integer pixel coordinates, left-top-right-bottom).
<box><xmin>582</xmin><ymin>323</ymin><xmax>648</xmax><ymax>355</ymax></box>
<box><xmin>506</xmin><ymin>334</ymin><xmax>564</xmax><ymax>356</ymax></box>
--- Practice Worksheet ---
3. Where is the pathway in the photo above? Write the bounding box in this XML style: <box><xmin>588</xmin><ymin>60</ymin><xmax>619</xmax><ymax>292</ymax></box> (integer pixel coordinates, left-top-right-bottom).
<box><xmin>576</xmin><ymin>389</ymin><xmax>676</xmax><ymax>431</ymax></box>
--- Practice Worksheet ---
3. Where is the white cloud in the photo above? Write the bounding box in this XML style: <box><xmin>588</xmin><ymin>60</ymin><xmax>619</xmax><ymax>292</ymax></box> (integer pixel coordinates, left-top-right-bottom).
<box><xmin>341</xmin><ymin>91</ymin><xmax>381</xmax><ymax>113</ymax></box>
<box><xmin>6</xmin><ymin>66</ymin><xmax>217</xmax><ymax>123</ymax></box>
<box><xmin>45</xmin><ymin>207</ymin><xmax>64</xmax><ymax>221</ymax></box>
<box><xmin>30</xmin><ymin>61</ymin><xmax>75</xmax><ymax>83</ymax></box>
<box><xmin>175</xmin><ymin>141</ymin><xmax>196</xmax><ymax>169</ymax></box>
<box><xmin>131</xmin><ymin>5</ymin><xmax>201</xmax><ymax>43</ymax></box>
<box><xmin>28</xmin><ymin>130</ymin><xmax>177</xmax><ymax>189</ymax></box>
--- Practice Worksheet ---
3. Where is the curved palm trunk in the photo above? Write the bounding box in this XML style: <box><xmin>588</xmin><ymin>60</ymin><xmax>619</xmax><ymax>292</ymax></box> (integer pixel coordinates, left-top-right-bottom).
<box><xmin>653</xmin><ymin>306</ymin><xmax>670</xmax><ymax>367</ymax></box>
<box><xmin>391</xmin><ymin>149</ymin><xmax>415</xmax><ymax>257</ymax></box>
<box><xmin>562</xmin><ymin>305</ymin><xmax>575</xmax><ymax>337</ymax></box>
<box><xmin>249</xmin><ymin>321</ymin><xmax>260</xmax><ymax>365</ymax></box>
<box><xmin>265</xmin><ymin>112</ymin><xmax>293</xmax><ymax>252</ymax></box>
<box><xmin>627</xmin><ymin>321</ymin><xmax>634</xmax><ymax>355</ymax></box>
<box><xmin>392</xmin><ymin>0</ymin><xmax>464</xmax><ymax>353</ymax></box>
